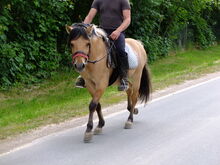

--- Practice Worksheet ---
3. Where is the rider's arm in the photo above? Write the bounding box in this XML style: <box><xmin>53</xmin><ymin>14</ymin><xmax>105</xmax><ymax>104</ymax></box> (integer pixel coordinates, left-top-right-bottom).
<box><xmin>110</xmin><ymin>9</ymin><xmax>131</xmax><ymax>40</ymax></box>
<box><xmin>83</xmin><ymin>8</ymin><xmax>97</xmax><ymax>24</ymax></box>
<box><xmin>116</xmin><ymin>9</ymin><xmax>131</xmax><ymax>33</ymax></box>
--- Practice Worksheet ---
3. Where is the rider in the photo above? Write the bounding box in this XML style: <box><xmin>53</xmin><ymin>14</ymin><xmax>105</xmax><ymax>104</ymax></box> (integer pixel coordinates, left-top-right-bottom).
<box><xmin>75</xmin><ymin>0</ymin><xmax>131</xmax><ymax>91</ymax></box>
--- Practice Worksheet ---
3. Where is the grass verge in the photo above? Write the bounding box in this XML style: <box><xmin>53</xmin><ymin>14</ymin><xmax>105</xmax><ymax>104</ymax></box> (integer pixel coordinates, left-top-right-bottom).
<box><xmin>0</xmin><ymin>45</ymin><xmax>220</xmax><ymax>139</ymax></box>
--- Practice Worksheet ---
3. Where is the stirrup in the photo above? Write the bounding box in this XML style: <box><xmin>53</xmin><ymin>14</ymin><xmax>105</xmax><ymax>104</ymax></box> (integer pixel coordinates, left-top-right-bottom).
<box><xmin>118</xmin><ymin>79</ymin><xmax>129</xmax><ymax>91</ymax></box>
<box><xmin>75</xmin><ymin>77</ymin><xmax>86</xmax><ymax>88</ymax></box>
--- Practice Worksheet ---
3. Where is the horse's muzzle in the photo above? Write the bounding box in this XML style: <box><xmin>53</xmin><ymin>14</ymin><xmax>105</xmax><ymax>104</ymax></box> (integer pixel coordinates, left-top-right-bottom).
<box><xmin>74</xmin><ymin>63</ymin><xmax>85</xmax><ymax>72</ymax></box>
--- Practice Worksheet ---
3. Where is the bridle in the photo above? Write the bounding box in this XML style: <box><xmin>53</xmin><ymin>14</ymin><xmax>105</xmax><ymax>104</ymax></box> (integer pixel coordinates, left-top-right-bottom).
<box><xmin>71</xmin><ymin>24</ymin><xmax>114</xmax><ymax>65</ymax></box>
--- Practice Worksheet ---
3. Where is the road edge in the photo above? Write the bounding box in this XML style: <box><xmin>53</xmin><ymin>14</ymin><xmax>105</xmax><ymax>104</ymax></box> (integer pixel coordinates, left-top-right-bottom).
<box><xmin>1</xmin><ymin>71</ymin><xmax>220</xmax><ymax>155</ymax></box>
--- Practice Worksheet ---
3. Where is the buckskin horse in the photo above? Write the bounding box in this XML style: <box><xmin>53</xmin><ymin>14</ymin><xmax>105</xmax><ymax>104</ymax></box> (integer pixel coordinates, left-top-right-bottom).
<box><xmin>66</xmin><ymin>24</ymin><xmax>151</xmax><ymax>142</ymax></box>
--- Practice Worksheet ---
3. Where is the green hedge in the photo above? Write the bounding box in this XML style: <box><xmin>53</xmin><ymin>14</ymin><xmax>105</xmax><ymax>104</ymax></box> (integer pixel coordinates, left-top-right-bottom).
<box><xmin>127</xmin><ymin>0</ymin><xmax>216</xmax><ymax>61</ymax></box>
<box><xmin>0</xmin><ymin>0</ymin><xmax>74</xmax><ymax>87</ymax></box>
<box><xmin>0</xmin><ymin>0</ymin><xmax>219</xmax><ymax>88</ymax></box>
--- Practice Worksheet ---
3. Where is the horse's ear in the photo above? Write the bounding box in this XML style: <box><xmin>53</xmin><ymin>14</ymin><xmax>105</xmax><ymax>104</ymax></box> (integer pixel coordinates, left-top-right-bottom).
<box><xmin>66</xmin><ymin>25</ymin><xmax>73</xmax><ymax>34</ymax></box>
<box><xmin>86</xmin><ymin>25</ymin><xmax>94</xmax><ymax>36</ymax></box>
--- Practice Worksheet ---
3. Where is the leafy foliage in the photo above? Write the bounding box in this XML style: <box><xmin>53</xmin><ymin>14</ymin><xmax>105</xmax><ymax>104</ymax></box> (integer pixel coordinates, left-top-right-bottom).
<box><xmin>0</xmin><ymin>0</ymin><xmax>219</xmax><ymax>87</ymax></box>
<box><xmin>0</xmin><ymin>0</ymin><xmax>74</xmax><ymax>87</ymax></box>
<box><xmin>127</xmin><ymin>0</ymin><xmax>217</xmax><ymax>62</ymax></box>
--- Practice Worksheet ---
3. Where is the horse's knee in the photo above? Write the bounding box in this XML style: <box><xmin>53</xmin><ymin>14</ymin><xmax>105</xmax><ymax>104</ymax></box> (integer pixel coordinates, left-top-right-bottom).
<box><xmin>89</xmin><ymin>101</ymin><xmax>97</xmax><ymax>112</ymax></box>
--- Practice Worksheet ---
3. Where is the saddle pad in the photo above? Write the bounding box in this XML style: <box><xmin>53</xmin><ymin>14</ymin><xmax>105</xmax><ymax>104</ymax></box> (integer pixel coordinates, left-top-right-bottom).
<box><xmin>125</xmin><ymin>43</ymin><xmax>138</xmax><ymax>69</ymax></box>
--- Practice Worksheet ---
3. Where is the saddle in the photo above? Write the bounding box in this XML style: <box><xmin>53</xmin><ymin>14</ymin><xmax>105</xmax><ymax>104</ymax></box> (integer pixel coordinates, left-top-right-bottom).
<box><xmin>107</xmin><ymin>41</ymin><xmax>138</xmax><ymax>86</ymax></box>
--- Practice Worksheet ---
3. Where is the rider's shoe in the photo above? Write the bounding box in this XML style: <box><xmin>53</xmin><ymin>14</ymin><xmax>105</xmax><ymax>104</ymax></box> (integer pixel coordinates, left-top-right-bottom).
<box><xmin>75</xmin><ymin>76</ymin><xmax>86</xmax><ymax>88</ymax></box>
<box><xmin>118</xmin><ymin>77</ymin><xmax>129</xmax><ymax>91</ymax></box>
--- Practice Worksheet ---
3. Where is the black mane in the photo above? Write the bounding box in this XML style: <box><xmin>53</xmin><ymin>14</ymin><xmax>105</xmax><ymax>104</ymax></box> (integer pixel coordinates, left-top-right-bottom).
<box><xmin>68</xmin><ymin>26</ymin><xmax>89</xmax><ymax>46</ymax></box>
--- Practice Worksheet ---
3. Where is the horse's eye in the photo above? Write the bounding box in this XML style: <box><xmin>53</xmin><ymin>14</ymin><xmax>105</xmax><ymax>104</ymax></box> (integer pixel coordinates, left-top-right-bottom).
<box><xmin>86</xmin><ymin>43</ymin><xmax>91</xmax><ymax>47</ymax></box>
<box><xmin>70</xmin><ymin>43</ymin><xmax>74</xmax><ymax>48</ymax></box>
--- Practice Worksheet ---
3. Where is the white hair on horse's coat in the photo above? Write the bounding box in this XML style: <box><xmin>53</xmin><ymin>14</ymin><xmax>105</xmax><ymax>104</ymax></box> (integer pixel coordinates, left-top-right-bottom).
<box><xmin>137</xmin><ymin>40</ymin><xmax>144</xmax><ymax>47</ymax></box>
<box><xmin>92</xmin><ymin>25</ymin><xmax>107</xmax><ymax>38</ymax></box>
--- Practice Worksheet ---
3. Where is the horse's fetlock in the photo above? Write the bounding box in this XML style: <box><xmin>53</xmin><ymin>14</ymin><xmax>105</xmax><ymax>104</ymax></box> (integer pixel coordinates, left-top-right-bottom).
<box><xmin>127</xmin><ymin>106</ymin><xmax>131</xmax><ymax>111</ymax></box>
<box><xmin>128</xmin><ymin>116</ymin><xmax>133</xmax><ymax>122</ymax></box>
<box><xmin>99</xmin><ymin>120</ymin><xmax>105</xmax><ymax>127</ymax></box>
<box><xmin>87</xmin><ymin>123</ymin><xmax>93</xmax><ymax>131</ymax></box>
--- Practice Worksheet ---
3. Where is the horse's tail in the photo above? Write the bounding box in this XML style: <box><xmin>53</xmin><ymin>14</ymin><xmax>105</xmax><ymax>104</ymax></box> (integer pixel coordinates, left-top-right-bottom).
<box><xmin>139</xmin><ymin>65</ymin><xmax>151</xmax><ymax>103</ymax></box>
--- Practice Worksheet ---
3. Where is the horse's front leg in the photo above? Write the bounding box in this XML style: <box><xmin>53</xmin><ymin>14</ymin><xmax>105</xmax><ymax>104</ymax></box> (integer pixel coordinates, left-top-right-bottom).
<box><xmin>94</xmin><ymin>103</ymin><xmax>105</xmax><ymax>135</ymax></box>
<box><xmin>84</xmin><ymin>89</ymin><xmax>104</xmax><ymax>143</ymax></box>
<box><xmin>84</xmin><ymin>100</ymin><xmax>97</xmax><ymax>142</ymax></box>
<box><xmin>127</xmin><ymin>87</ymin><xmax>138</xmax><ymax>115</ymax></box>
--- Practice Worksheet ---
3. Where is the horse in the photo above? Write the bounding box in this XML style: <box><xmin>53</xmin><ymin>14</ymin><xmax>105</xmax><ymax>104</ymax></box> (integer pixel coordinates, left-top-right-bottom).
<box><xmin>66</xmin><ymin>24</ymin><xmax>151</xmax><ymax>142</ymax></box>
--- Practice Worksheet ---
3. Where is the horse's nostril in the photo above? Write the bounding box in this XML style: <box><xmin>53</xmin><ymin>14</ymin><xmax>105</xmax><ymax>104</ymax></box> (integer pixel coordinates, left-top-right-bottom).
<box><xmin>74</xmin><ymin>63</ymin><xmax>85</xmax><ymax>72</ymax></box>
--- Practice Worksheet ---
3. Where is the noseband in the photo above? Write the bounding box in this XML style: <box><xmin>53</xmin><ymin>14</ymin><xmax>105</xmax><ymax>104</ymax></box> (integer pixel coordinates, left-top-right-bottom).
<box><xmin>72</xmin><ymin>50</ymin><xmax>108</xmax><ymax>65</ymax></box>
<box><xmin>72</xmin><ymin>51</ymin><xmax>89</xmax><ymax>64</ymax></box>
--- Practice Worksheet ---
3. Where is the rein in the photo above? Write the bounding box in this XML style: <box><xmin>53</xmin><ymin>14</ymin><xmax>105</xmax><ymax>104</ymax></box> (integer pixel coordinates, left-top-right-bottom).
<box><xmin>87</xmin><ymin>40</ymin><xmax>115</xmax><ymax>64</ymax></box>
<box><xmin>88</xmin><ymin>54</ymin><xmax>107</xmax><ymax>64</ymax></box>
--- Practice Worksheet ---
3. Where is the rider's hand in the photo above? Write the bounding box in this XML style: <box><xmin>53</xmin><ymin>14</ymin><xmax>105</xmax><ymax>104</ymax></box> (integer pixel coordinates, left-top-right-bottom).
<box><xmin>110</xmin><ymin>30</ymin><xmax>121</xmax><ymax>40</ymax></box>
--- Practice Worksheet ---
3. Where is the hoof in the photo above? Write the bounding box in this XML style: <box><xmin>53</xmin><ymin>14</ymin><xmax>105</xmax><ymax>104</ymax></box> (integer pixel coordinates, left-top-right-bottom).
<box><xmin>84</xmin><ymin>132</ymin><xmax>93</xmax><ymax>143</ymax></box>
<box><xmin>124</xmin><ymin>121</ymin><xmax>133</xmax><ymax>129</ymax></box>
<box><xmin>134</xmin><ymin>108</ymin><xmax>139</xmax><ymax>115</ymax></box>
<box><xmin>94</xmin><ymin>127</ymin><xmax>102</xmax><ymax>135</ymax></box>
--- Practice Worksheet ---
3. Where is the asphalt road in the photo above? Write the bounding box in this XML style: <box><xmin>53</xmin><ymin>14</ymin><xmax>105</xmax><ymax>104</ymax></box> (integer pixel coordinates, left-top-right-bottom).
<box><xmin>1</xmin><ymin>77</ymin><xmax>220</xmax><ymax>165</ymax></box>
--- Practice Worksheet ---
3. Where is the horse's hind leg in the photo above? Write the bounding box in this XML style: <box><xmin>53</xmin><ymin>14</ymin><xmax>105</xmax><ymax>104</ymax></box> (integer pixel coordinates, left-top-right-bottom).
<box><xmin>94</xmin><ymin>103</ymin><xmax>105</xmax><ymax>135</ymax></box>
<box><xmin>125</xmin><ymin>89</ymin><xmax>138</xmax><ymax>129</ymax></box>
<box><xmin>126</xmin><ymin>88</ymin><xmax>138</xmax><ymax>115</ymax></box>
<box><xmin>126</xmin><ymin>88</ymin><xmax>132</xmax><ymax>112</ymax></box>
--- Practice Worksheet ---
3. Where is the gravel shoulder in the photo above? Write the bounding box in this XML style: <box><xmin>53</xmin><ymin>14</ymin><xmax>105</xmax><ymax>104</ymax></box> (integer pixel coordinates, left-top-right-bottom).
<box><xmin>1</xmin><ymin>71</ymin><xmax>220</xmax><ymax>155</ymax></box>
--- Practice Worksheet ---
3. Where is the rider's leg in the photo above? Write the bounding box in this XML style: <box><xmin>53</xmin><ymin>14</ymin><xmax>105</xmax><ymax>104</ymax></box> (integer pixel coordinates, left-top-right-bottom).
<box><xmin>114</xmin><ymin>32</ymin><xmax>129</xmax><ymax>91</ymax></box>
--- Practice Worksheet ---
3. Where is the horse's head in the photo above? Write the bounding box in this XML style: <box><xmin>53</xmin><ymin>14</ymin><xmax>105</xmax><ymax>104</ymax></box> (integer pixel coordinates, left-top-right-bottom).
<box><xmin>66</xmin><ymin>24</ymin><xmax>93</xmax><ymax>72</ymax></box>
<box><xmin>66</xmin><ymin>24</ymin><xmax>108</xmax><ymax>72</ymax></box>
